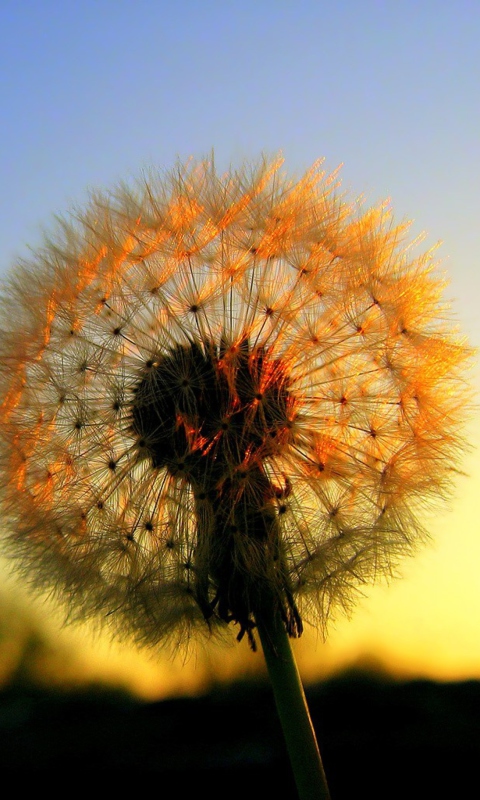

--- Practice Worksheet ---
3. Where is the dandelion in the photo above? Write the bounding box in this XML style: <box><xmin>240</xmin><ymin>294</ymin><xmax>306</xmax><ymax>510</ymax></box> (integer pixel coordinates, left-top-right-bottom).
<box><xmin>0</xmin><ymin>156</ymin><xmax>471</xmax><ymax>798</ymax></box>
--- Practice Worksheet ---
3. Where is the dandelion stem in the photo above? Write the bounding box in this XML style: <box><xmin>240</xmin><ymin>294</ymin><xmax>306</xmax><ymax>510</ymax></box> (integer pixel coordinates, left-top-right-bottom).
<box><xmin>256</xmin><ymin>607</ymin><xmax>331</xmax><ymax>800</ymax></box>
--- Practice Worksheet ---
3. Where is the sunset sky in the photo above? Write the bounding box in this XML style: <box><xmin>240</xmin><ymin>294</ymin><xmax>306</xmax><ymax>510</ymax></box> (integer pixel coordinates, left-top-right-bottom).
<box><xmin>0</xmin><ymin>0</ymin><xmax>479</xmax><ymax>698</ymax></box>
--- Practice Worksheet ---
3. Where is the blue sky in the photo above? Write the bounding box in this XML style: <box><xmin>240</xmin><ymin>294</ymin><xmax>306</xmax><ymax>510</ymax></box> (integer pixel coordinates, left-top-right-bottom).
<box><xmin>2</xmin><ymin>1</ymin><xmax>479</xmax><ymax>338</ymax></box>
<box><xmin>0</xmin><ymin>0</ymin><xmax>479</xmax><ymax>684</ymax></box>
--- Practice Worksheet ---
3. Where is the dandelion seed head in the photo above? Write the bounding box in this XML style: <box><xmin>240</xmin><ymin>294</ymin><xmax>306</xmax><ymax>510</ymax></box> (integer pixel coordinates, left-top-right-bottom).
<box><xmin>0</xmin><ymin>157</ymin><xmax>472</xmax><ymax>650</ymax></box>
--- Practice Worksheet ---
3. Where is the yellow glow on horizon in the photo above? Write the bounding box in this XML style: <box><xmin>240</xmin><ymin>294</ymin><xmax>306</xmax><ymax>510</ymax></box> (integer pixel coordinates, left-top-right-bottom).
<box><xmin>300</xmin><ymin>439</ymin><xmax>480</xmax><ymax>685</ymax></box>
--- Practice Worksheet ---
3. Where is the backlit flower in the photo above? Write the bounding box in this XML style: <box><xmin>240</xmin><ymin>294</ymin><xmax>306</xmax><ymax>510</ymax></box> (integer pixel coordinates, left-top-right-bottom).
<box><xmin>0</xmin><ymin>157</ymin><xmax>471</xmax><ymax>650</ymax></box>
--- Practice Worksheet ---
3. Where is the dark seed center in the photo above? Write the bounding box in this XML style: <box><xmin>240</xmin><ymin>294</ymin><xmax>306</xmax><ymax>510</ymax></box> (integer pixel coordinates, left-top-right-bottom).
<box><xmin>130</xmin><ymin>337</ymin><xmax>301</xmax><ymax>644</ymax></box>
<box><xmin>131</xmin><ymin>338</ymin><xmax>294</xmax><ymax>477</ymax></box>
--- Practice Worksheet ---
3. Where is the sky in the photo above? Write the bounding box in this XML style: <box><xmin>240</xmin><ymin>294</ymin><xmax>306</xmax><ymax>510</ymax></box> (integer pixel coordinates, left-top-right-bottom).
<box><xmin>0</xmin><ymin>0</ymin><xmax>479</xmax><ymax>697</ymax></box>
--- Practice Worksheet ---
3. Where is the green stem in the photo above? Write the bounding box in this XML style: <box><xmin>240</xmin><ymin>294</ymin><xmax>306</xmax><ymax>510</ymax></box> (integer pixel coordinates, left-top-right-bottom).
<box><xmin>256</xmin><ymin>607</ymin><xmax>331</xmax><ymax>800</ymax></box>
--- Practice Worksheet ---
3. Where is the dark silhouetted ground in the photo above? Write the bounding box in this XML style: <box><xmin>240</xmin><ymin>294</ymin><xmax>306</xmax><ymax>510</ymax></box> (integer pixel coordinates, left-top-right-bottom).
<box><xmin>0</xmin><ymin>671</ymin><xmax>479</xmax><ymax>797</ymax></box>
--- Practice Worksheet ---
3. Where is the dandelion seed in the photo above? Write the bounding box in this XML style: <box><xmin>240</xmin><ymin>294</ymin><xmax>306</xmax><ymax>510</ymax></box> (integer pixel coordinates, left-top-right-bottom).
<box><xmin>0</xmin><ymin>156</ymin><xmax>471</xmax><ymax>657</ymax></box>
